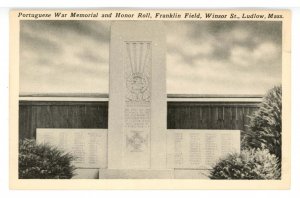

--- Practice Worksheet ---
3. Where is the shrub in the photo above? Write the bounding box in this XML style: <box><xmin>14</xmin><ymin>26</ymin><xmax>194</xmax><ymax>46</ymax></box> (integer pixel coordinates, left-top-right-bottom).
<box><xmin>19</xmin><ymin>139</ymin><xmax>76</xmax><ymax>179</ymax></box>
<box><xmin>245</xmin><ymin>86</ymin><xmax>282</xmax><ymax>161</ymax></box>
<box><xmin>209</xmin><ymin>148</ymin><xmax>280</xmax><ymax>180</ymax></box>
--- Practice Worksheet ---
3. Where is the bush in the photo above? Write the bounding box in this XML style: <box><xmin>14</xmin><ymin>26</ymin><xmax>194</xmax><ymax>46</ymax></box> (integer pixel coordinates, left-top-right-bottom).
<box><xmin>245</xmin><ymin>86</ymin><xmax>282</xmax><ymax>161</ymax></box>
<box><xmin>19</xmin><ymin>139</ymin><xmax>76</xmax><ymax>179</ymax></box>
<box><xmin>209</xmin><ymin>149</ymin><xmax>280</xmax><ymax>180</ymax></box>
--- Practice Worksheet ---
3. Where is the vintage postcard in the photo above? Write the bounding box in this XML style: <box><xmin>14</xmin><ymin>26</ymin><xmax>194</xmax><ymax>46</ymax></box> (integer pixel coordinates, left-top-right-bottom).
<box><xmin>9</xmin><ymin>9</ymin><xmax>291</xmax><ymax>189</ymax></box>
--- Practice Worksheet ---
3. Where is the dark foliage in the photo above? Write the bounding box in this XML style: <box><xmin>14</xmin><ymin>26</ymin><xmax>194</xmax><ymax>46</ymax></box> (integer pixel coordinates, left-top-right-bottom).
<box><xmin>209</xmin><ymin>149</ymin><xmax>280</xmax><ymax>180</ymax></box>
<box><xmin>19</xmin><ymin>139</ymin><xmax>76</xmax><ymax>179</ymax></box>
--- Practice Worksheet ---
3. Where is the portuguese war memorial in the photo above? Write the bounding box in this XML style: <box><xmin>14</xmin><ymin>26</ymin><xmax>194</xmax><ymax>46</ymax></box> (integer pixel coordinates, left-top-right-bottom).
<box><xmin>18</xmin><ymin>20</ymin><xmax>283</xmax><ymax>180</ymax></box>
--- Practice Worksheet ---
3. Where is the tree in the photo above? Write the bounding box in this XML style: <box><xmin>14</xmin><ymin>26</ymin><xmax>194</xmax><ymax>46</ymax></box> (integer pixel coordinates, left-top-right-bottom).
<box><xmin>245</xmin><ymin>85</ymin><xmax>282</xmax><ymax>161</ymax></box>
<box><xmin>210</xmin><ymin>86</ymin><xmax>282</xmax><ymax>180</ymax></box>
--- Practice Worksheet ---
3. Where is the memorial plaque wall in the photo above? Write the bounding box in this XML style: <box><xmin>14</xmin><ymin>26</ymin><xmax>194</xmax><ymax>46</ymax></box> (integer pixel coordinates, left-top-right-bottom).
<box><xmin>167</xmin><ymin>130</ymin><xmax>240</xmax><ymax>169</ymax></box>
<box><xmin>36</xmin><ymin>128</ymin><xmax>107</xmax><ymax>169</ymax></box>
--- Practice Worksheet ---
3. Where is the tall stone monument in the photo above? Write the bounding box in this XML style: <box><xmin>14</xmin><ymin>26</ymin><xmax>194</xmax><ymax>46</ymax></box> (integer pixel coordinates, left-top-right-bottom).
<box><xmin>103</xmin><ymin>21</ymin><xmax>169</xmax><ymax>178</ymax></box>
<box><xmin>99</xmin><ymin>21</ymin><xmax>241</xmax><ymax>179</ymax></box>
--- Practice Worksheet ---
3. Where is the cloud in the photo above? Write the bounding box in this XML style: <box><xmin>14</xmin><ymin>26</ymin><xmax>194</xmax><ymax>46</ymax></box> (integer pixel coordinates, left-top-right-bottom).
<box><xmin>165</xmin><ymin>21</ymin><xmax>282</xmax><ymax>94</ymax></box>
<box><xmin>20</xmin><ymin>20</ymin><xmax>282</xmax><ymax>95</ymax></box>
<box><xmin>20</xmin><ymin>20</ymin><xmax>110</xmax><ymax>93</ymax></box>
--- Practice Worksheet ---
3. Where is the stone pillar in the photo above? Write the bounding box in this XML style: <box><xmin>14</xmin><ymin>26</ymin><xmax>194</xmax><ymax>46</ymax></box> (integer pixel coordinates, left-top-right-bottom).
<box><xmin>107</xmin><ymin>21</ymin><xmax>167</xmax><ymax>171</ymax></box>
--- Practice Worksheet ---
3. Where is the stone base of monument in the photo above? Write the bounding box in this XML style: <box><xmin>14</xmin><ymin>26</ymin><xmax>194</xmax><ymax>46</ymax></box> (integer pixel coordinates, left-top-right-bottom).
<box><xmin>174</xmin><ymin>169</ymin><xmax>210</xmax><ymax>179</ymax></box>
<box><xmin>72</xmin><ymin>169</ymin><xmax>100</xmax><ymax>179</ymax></box>
<box><xmin>99</xmin><ymin>169</ymin><xmax>174</xmax><ymax>179</ymax></box>
<box><xmin>98</xmin><ymin>169</ymin><xmax>210</xmax><ymax>179</ymax></box>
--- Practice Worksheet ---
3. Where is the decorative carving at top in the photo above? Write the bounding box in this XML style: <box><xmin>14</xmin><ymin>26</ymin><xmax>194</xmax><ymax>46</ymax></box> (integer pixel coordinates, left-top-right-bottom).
<box><xmin>125</xmin><ymin>41</ymin><xmax>152</xmax><ymax>103</ymax></box>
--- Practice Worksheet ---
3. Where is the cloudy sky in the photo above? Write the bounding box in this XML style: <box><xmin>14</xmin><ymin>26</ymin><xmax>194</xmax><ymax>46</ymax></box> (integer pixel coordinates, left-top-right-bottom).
<box><xmin>20</xmin><ymin>20</ymin><xmax>282</xmax><ymax>95</ymax></box>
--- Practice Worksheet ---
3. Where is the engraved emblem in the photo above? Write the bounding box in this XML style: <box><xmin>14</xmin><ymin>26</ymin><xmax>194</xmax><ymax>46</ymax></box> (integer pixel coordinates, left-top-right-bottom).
<box><xmin>126</xmin><ymin>73</ymin><xmax>150</xmax><ymax>102</ymax></box>
<box><xmin>125</xmin><ymin>41</ymin><xmax>151</xmax><ymax>102</ymax></box>
<box><xmin>126</xmin><ymin>131</ymin><xmax>148</xmax><ymax>152</ymax></box>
